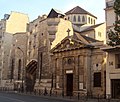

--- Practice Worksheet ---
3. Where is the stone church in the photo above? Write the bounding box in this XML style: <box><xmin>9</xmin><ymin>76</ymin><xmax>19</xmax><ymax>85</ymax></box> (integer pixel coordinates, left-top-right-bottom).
<box><xmin>50</xmin><ymin>32</ymin><xmax>106</xmax><ymax>97</ymax></box>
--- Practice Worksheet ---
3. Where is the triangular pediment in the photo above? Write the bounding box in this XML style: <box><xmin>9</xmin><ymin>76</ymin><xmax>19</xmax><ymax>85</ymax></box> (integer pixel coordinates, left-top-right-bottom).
<box><xmin>51</xmin><ymin>36</ymin><xmax>87</xmax><ymax>52</ymax></box>
<box><xmin>50</xmin><ymin>32</ymin><xmax>98</xmax><ymax>53</ymax></box>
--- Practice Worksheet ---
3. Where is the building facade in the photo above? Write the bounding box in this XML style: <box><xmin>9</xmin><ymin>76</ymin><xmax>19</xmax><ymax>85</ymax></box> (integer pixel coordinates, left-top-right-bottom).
<box><xmin>103</xmin><ymin>0</ymin><xmax>120</xmax><ymax>99</ymax></box>
<box><xmin>51</xmin><ymin>32</ymin><xmax>106</xmax><ymax>97</ymax></box>
<box><xmin>9</xmin><ymin>32</ymin><xmax>28</xmax><ymax>90</ymax></box>
<box><xmin>26</xmin><ymin>9</ymin><xmax>73</xmax><ymax>91</ymax></box>
<box><xmin>102</xmin><ymin>46</ymin><xmax>120</xmax><ymax>99</ymax></box>
<box><xmin>0</xmin><ymin>11</ymin><xmax>29</xmax><ymax>87</ymax></box>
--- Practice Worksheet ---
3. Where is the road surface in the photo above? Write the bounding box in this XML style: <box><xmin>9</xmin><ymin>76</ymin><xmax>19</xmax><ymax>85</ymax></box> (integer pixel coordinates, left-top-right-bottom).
<box><xmin>0</xmin><ymin>92</ymin><xmax>75</xmax><ymax>102</ymax></box>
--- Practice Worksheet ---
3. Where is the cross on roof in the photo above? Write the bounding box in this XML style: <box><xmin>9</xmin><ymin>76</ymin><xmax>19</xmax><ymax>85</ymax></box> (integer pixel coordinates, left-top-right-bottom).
<box><xmin>67</xmin><ymin>28</ymin><xmax>71</xmax><ymax>36</ymax></box>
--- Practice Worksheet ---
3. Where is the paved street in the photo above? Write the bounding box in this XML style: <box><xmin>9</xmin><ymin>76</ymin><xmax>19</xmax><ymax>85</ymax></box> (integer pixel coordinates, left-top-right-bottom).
<box><xmin>0</xmin><ymin>91</ymin><xmax>120</xmax><ymax>102</ymax></box>
<box><xmin>0</xmin><ymin>92</ymin><xmax>75</xmax><ymax>102</ymax></box>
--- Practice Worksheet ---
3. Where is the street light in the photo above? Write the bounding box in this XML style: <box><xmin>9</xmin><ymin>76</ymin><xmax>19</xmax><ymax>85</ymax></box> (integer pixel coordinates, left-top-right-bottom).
<box><xmin>17</xmin><ymin>47</ymin><xmax>24</xmax><ymax>92</ymax></box>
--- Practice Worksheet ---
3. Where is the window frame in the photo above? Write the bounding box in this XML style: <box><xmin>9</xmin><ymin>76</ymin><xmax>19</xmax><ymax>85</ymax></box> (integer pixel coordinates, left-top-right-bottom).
<box><xmin>73</xmin><ymin>15</ymin><xmax>76</xmax><ymax>22</ymax></box>
<box><xmin>78</xmin><ymin>16</ymin><xmax>81</xmax><ymax>22</ymax></box>
<box><xmin>88</xmin><ymin>17</ymin><xmax>90</xmax><ymax>24</ymax></box>
<box><xmin>115</xmin><ymin>54</ymin><xmax>120</xmax><ymax>68</ymax></box>
<box><xmin>82</xmin><ymin>16</ymin><xmax>85</xmax><ymax>22</ymax></box>
<box><xmin>93</xmin><ymin>72</ymin><xmax>101</xmax><ymax>87</ymax></box>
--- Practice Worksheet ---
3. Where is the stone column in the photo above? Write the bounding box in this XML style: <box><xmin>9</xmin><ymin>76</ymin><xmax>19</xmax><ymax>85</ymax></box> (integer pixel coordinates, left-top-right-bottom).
<box><xmin>84</xmin><ymin>53</ymin><xmax>92</xmax><ymax>94</ymax></box>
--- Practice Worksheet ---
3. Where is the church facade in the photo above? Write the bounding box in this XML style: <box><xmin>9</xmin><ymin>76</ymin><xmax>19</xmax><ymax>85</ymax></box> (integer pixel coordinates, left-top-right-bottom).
<box><xmin>51</xmin><ymin>32</ymin><xmax>106</xmax><ymax>97</ymax></box>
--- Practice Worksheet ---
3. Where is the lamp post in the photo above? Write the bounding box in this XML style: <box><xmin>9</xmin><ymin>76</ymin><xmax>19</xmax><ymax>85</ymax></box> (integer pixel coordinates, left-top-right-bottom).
<box><xmin>17</xmin><ymin>47</ymin><xmax>24</xmax><ymax>92</ymax></box>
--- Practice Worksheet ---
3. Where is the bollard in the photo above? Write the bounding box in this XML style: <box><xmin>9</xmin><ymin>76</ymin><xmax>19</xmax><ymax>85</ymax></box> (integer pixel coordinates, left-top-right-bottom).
<box><xmin>106</xmin><ymin>94</ymin><xmax>111</xmax><ymax>102</ymax></box>
<box><xmin>44</xmin><ymin>87</ymin><xmax>47</xmax><ymax>96</ymax></box>
<box><xmin>39</xmin><ymin>89</ymin><xmax>40</xmax><ymax>95</ymax></box>
<box><xmin>56</xmin><ymin>91</ymin><xmax>57</xmax><ymax>96</ymax></box>
<box><xmin>50</xmin><ymin>90</ymin><xmax>51</xmax><ymax>96</ymax></box>
<box><xmin>97</xmin><ymin>94</ymin><xmax>100</xmax><ymax>102</ymax></box>
<box><xmin>34</xmin><ymin>89</ymin><xmax>36</xmax><ymax>95</ymax></box>
<box><xmin>62</xmin><ymin>91</ymin><xmax>64</xmax><ymax>97</ymax></box>
<box><xmin>78</xmin><ymin>93</ymin><xmax>80</xmax><ymax>100</ymax></box>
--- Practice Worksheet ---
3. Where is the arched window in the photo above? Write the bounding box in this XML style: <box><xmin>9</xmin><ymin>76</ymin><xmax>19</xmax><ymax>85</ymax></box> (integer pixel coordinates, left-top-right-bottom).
<box><xmin>73</xmin><ymin>15</ymin><xmax>76</xmax><ymax>22</ymax></box>
<box><xmin>94</xmin><ymin>20</ymin><xmax>95</xmax><ymax>25</ymax></box>
<box><xmin>78</xmin><ymin>16</ymin><xmax>81</xmax><ymax>22</ymax></box>
<box><xmin>91</xmin><ymin>18</ymin><xmax>93</xmax><ymax>24</ymax></box>
<box><xmin>88</xmin><ymin>17</ymin><xmax>90</xmax><ymax>24</ymax></box>
<box><xmin>18</xmin><ymin>59</ymin><xmax>21</xmax><ymax>80</ymax></box>
<box><xmin>82</xmin><ymin>16</ymin><xmax>85</xmax><ymax>22</ymax></box>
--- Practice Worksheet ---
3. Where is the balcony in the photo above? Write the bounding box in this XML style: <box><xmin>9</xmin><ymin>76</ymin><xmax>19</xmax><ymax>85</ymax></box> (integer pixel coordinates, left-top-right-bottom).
<box><xmin>106</xmin><ymin>0</ymin><xmax>115</xmax><ymax>8</ymax></box>
<box><xmin>48</xmin><ymin>26</ymin><xmax>58</xmax><ymax>34</ymax></box>
<box><xmin>47</xmin><ymin>18</ymin><xmax>60</xmax><ymax>26</ymax></box>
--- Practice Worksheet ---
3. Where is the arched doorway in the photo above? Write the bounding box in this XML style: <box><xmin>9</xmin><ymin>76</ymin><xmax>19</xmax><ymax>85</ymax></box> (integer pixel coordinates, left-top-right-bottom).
<box><xmin>25</xmin><ymin>60</ymin><xmax>37</xmax><ymax>92</ymax></box>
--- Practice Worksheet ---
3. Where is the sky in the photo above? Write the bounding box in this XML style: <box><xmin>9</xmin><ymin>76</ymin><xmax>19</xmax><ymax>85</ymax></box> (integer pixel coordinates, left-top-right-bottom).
<box><xmin>0</xmin><ymin>0</ymin><xmax>105</xmax><ymax>23</ymax></box>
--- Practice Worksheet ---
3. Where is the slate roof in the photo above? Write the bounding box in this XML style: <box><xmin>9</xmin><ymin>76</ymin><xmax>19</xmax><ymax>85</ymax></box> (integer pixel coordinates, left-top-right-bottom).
<box><xmin>65</xmin><ymin>6</ymin><xmax>97</xmax><ymax>18</ymax></box>
<box><xmin>80</xmin><ymin>23</ymin><xmax>104</xmax><ymax>33</ymax></box>
<box><xmin>73</xmin><ymin>32</ymin><xmax>100</xmax><ymax>43</ymax></box>
<box><xmin>81</xmin><ymin>34</ymin><xmax>100</xmax><ymax>43</ymax></box>
<box><xmin>53</xmin><ymin>9</ymin><xmax>65</xmax><ymax>16</ymax></box>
